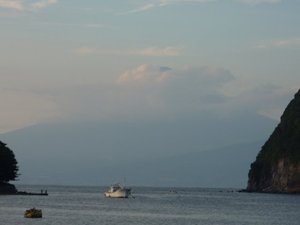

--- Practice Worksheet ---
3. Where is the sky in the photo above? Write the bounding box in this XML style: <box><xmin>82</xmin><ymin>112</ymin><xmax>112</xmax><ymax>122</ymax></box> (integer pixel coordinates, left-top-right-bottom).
<box><xmin>1</xmin><ymin>0</ymin><xmax>300</xmax><ymax>134</ymax></box>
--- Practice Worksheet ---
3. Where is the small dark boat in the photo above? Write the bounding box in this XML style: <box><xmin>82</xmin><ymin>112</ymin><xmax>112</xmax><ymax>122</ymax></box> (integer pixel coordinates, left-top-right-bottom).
<box><xmin>24</xmin><ymin>208</ymin><xmax>42</xmax><ymax>218</ymax></box>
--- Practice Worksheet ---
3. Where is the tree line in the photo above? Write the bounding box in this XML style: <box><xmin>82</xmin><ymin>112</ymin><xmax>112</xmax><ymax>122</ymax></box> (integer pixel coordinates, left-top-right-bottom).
<box><xmin>0</xmin><ymin>141</ymin><xmax>19</xmax><ymax>184</ymax></box>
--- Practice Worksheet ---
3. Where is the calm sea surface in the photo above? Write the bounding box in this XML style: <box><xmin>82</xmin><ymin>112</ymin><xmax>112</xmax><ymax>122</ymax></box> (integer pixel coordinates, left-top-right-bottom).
<box><xmin>0</xmin><ymin>185</ymin><xmax>299</xmax><ymax>225</ymax></box>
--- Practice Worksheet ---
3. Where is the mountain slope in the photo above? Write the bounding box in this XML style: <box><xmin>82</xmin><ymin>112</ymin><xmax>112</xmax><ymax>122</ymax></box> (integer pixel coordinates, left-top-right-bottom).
<box><xmin>1</xmin><ymin>112</ymin><xmax>275</xmax><ymax>187</ymax></box>
<box><xmin>114</xmin><ymin>141</ymin><xmax>264</xmax><ymax>187</ymax></box>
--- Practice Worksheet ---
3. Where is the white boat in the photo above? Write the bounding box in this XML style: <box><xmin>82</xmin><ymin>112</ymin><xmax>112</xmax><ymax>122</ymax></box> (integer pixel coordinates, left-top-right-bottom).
<box><xmin>104</xmin><ymin>184</ymin><xmax>131</xmax><ymax>198</ymax></box>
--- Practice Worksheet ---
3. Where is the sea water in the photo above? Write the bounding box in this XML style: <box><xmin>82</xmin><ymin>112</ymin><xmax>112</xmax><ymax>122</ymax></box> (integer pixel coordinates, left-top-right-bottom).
<box><xmin>0</xmin><ymin>185</ymin><xmax>299</xmax><ymax>225</ymax></box>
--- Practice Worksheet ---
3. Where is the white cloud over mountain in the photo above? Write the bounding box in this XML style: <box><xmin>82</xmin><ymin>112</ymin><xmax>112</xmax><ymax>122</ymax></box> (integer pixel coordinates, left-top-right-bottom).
<box><xmin>46</xmin><ymin>64</ymin><xmax>236</xmax><ymax>123</ymax></box>
<box><xmin>117</xmin><ymin>64</ymin><xmax>234</xmax><ymax>87</ymax></box>
<box><xmin>0</xmin><ymin>62</ymin><xmax>295</xmax><ymax>133</ymax></box>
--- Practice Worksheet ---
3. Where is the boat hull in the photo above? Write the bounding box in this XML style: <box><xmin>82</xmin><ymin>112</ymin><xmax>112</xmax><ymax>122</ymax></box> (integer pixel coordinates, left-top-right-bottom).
<box><xmin>104</xmin><ymin>189</ymin><xmax>131</xmax><ymax>198</ymax></box>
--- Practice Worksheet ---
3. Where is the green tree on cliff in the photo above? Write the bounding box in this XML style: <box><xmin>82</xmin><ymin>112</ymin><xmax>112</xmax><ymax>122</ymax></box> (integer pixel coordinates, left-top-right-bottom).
<box><xmin>0</xmin><ymin>141</ymin><xmax>19</xmax><ymax>183</ymax></box>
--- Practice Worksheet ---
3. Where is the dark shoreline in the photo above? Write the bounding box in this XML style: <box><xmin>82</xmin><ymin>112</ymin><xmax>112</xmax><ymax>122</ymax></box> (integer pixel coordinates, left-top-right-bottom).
<box><xmin>0</xmin><ymin>183</ymin><xmax>48</xmax><ymax>196</ymax></box>
<box><xmin>239</xmin><ymin>189</ymin><xmax>300</xmax><ymax>195</ymax></box>
<box><xmin>0</xmin><ymin>191</ymin><xmax>48</xmax><ymax>196</ymax></box>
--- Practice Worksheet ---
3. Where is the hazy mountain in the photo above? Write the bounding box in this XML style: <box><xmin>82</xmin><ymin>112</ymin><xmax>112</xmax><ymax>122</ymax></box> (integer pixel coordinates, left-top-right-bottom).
<box><xmin>106</xmin><ymin>141</ymin><xmax>265</xmax><ymax>188</ymax></box>
<box><xmin>1</xmin><ymin>112</ymin><xmax>276</xmax><ymax>187</ymax></box>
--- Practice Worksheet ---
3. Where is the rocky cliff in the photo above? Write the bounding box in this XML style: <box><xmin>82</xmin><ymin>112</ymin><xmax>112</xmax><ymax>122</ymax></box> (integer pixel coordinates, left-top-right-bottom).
<box><xmin>247</xmin><ymin>89</ymin><xmax>300</xmax><ymax>193</ymax></box>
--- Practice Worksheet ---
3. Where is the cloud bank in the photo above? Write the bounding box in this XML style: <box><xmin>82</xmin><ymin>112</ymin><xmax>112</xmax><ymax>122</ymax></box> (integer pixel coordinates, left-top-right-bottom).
<box><xmin>63</xmin><ymin>64</ymin><xmax>236</xmax><ymax>121</ymax></box>
<box><xmin>235</xmin><ymin>0</ymin><xmax>282</xmax><ymax>4</ymax></box>
<box><xmin>121</xmin><ymin>0</ymin><xmax>284</xmax><ymax>14</ymax></box>
<box><xmin>0</xmin><ymin>0</ymin><xmax>23</xmax><ymax>11</ymax></box>
<box><xmin>58</xmin><ymin>64</ymin><xmax>295</xmax><ymax>124</ymax></box>
<box><xmin>0</xmin><ymin>63</ymin><xmax>295</xmax><ymax>133</ymax></box>
<box><xmin>255</xmin><ymin>37</ymin><xmax>300</xmax><ymax>49</ymax></box>
<box><xmin>0</xmin><ymin>0</ymin><xmax>58</xmax><ymax>12</ymax></box>
<box><xmin>71</xmin><ymin>46</ymin><xmax>182</xmax><ymax>57</ymax></box>
<box><xmin>72</xmin><ymin>47</ymin><xmax>96</xmax><ymax>55</ymax></box>
<box><xmin>113</xmin><ymin>47</ymin><xmax>181</xmax><ymax>57</ymax></box>
<box><xmin>31</xmin><ymin>0</ymin><xmax>57</xmax><ymax>10</ymax></box>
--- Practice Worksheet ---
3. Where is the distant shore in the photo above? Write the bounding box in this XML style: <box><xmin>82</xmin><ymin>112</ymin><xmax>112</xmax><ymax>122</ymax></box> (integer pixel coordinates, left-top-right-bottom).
<box><xmin>0</xmin><ymin>183</ymin><xmax>48</xmax><ymax>196</ymax></box>
<box><xmin>0</xmin><ymin>191</ymin><xmax>48</xmax><ymax>196</ymax></box>
<box><xmin>239</xmin><ymin>189</ymin><xmax>300</xmax><ymax>195</ymax></box>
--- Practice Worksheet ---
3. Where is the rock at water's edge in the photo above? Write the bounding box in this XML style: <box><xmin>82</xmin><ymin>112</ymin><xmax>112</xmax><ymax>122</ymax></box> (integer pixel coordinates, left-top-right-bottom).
<box><xmin>0</xmin><ymin>183</ymin><xmax>18</xmax><ymax>194</ymax></box>
<box><xmin>247</xmin><ymin>89</ymin><xmax>300</xmax><ymax>193</ymax></box>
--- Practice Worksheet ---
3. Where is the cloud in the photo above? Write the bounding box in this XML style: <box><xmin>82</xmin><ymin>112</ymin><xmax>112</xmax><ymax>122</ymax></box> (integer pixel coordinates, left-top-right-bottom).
<box><xmin>31</xmin><ymin>0</ymin><xmax>58</xmax><ymax>10</ymax></box>
<box><xmin>117</xmin><ymin>64</ymin><xmax>234</xmax><ymax>86</ymax></box>
<box><xmin>119</xmin><ymin>3</ymin><xmax>156</xmax><ymax>14</ymax></box>
<box><xmin>117</xmin><ymin>64</ymin><xmax>173</xmax><ymax>84</ymax></box>
<box><xmin>1</xmin><ymin>60</ymin><xmax>295</xmax><ymax>132</ymax></box>
<box><xmin>35</xmin><ymin>64</ymin><xmax>235</xmax><ymax>123</ymax></box>
<box><xmin>0</xmin><ymin>0</ymin><xmax>58</xmax><ymax>12</ymax></box>
<box><xmin>159</xmin><ymin>0</ymin><xmax>215</xmax><ymax>6</ymax></box>
<box><xmin>113</xmin><ymin>47</ymin><xmax>181</xmax><ymax>57</ymax></box>
<box><xmin>255</xmin><ymin>38</ymin><xmax>300</xmax><ymax>49</ymax></box>
<box><xmin>114</xmin><ymin>64</ymin><xmax>235</xmax><ymax>116</ymax></box>
<box><xmin>226</xmin><ymin>85</ymin><xmax>297</xmax><ymax>120</ymax></box>
<box><xmin>235</xmin><ymin>0</ymin><xmax>282</xmax><ymax>4</ymax></box>
<box><xmin>120</xmin><ymin>0</ymin><xmax>213</xmax><ymax>14</ymax></box>
<box><xmin>85</xmin><ymin>23</ymin><xmax>105</xmax><ymax>28</ymax></box>
<box><xmin>138</xmin><ymin>47</ymin><xmax>181</xmax><ymax>56</ymax></box>
<box><xmin>72</xmin><ymin>47</ymin><xmax>96</xmax><ymax>55</ymax></box>
<box><xmin>68</xmin><ymin>46</ymin><xmax>173</xmax><ymax>56</ymax></box>
<box><xmin>161</xmin><ymin>0</ymin><xmax>283</xmax><ymax>5</ymax></box>
<box><xmin>115</xmin><ymin>64</ymin><xmax>298</xmax><ymax>121</ymax></box>
<box><xmin>0</xmin><ymin>0</ymin><xmax>23</xmax><ymax>11</ymax></box>
<box><xmin>120</xmin><ymin>0</ymin><xmax>283</xmax><ymax>14</ymax></box>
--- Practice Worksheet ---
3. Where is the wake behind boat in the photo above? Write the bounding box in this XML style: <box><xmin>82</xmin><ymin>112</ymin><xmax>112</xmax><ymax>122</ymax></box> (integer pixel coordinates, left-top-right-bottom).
<box><xmin>104</xmin><ymin>184</ymin><xmax>131</xmax><ymax>198</ymax></box>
